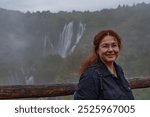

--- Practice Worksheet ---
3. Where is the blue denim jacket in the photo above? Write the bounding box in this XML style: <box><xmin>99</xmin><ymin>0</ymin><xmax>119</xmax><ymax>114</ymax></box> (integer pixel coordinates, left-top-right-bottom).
<box><xmin>74</xmin><ymin>59</ymin><xmax>134</xmax><ymax>100</ymax></box>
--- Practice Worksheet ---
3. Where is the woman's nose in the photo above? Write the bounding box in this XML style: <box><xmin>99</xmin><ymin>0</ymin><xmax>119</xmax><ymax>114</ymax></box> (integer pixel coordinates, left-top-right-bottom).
<box><xmin>107</xmin><ymin>46</ymin><xmax>113</xmax><ymax>51</ymax></box>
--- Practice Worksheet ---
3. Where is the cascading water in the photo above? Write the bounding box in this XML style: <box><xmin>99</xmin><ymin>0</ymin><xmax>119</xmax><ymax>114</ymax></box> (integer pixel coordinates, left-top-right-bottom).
<box><xmin>57</xmin><ymin>21</ymin><xmax>86</xmax><ymax>58</ymax></box>
<box><xmin>69</xmin><ymin>22</ymin><xmax>86</xmax><ymax>55</ymax></box>
<box><xmin>43</xmin><ymin>35</ymin><xmax>54</xmax><ymax>56</ymax></box>
<box><xmin>6</xmin><ymin>65</ymin><xmax>35</xmax><ymax>85</ymax></box>
<box><xmin>43</xmin><ymin>21</ymin><xmax>86</xmax><ymax>58</ymax></box>
<box><xmin>57</xmin><ymin>21</ymin><xmax>74</xmax><ymax>58</ymax></box>
<box><xmin>21</xmin><ymin>66</ymin><xmax>35</xmax><ymax>85</ymax></box>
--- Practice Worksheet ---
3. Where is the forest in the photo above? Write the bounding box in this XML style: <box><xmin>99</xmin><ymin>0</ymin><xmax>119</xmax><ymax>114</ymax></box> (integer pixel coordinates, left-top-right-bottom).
<box><xmin>0</xmin><ymin>2</ymin><xmax>149</xmax><ymax>99</ymax></box>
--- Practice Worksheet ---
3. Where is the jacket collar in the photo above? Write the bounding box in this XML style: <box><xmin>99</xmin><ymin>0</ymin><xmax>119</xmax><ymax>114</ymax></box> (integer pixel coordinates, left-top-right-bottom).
<box><xmin>94</xmin><ymin>59</ymin><xmax>122</xmax><ymax>78</ymax></box>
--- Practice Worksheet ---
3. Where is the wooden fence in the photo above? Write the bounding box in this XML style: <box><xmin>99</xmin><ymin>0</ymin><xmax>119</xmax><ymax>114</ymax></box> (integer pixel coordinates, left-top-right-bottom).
<box><xmin>0</xmin><ymin>77</ymin><xmax>150</xmax><ymax>99</ymax></box>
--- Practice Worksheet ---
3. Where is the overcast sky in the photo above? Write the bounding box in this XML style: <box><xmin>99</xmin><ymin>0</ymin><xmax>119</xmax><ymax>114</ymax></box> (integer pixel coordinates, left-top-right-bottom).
<box><xmin>0</xmin><ymin>0</ymin><xmax>150</xmax><ymax>12</ymax></box>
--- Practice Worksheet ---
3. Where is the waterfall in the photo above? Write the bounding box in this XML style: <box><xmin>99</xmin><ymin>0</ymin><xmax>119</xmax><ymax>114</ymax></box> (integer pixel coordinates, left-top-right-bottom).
<box><xmin>7</xmin><ymin>66</ymin><xmax>35</xmax><ymax>85</ymax></box>
<box><xmin>25</xmin><ymin>75</ymin><xmax>34</xmax><ymax>85</ymax></box>
<box><xmin>43</xmin><ymin>21</ymin><xmax>86</xmax><ymax>58</ymax></box>
<box><xmin>57</xmin><ymin>21</ymin><xmax>86</xmax><ymax>58</ymax></box>
<box><xmin>69</xmin><ymin>21</ymin><xmax>86</xmax><ymax>55</ymax></box>
<box><xmin>23</xmin><ymin>65</ymin><xmax>35</xmax><ymax>85</ymax></box>
<box><xmin>43</xmin><ymin>35</ymin><xmax>54</xmax><ymax>56</ymax></box>
<box><xmin>7</xmin><ymin>70</ymin><xmax>20</xmax><ymax>85</ymax></box>
<box><xmin>57</xmin><ymin>21</ymin><xmax>74</xmax><ymax>58</ymax></box>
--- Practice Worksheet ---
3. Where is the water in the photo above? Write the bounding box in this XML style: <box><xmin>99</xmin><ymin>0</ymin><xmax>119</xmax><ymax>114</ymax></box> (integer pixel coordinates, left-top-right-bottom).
<box><xmin>43</xmin><ymin>21</ymin><xmax>86</xmax><ymax>58</ymax></box>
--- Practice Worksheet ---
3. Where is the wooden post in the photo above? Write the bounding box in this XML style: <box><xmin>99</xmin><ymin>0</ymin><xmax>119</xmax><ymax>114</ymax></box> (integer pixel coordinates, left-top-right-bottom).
<box><xmin>0</xmin><ymin>77</ymin><xmax>150</xmax><ymax>99</ymax></box>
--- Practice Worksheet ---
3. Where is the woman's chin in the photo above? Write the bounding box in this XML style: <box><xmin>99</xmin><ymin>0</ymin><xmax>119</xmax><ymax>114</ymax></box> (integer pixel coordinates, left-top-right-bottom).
<box><xmin>105</xmin><ymin>58</ymin><xmax>116</xmax><ymax>63</ymax></box>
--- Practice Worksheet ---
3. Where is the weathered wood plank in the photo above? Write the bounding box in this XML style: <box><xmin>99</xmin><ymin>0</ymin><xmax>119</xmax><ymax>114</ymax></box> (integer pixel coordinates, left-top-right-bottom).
<box><xmin>128</xmin><ymin>77</ymin><xmax>150</xmax><ymax>89</ymax></box>
<box><xmin>0</xmin><ymin>77</ymin><xmax>150</xmax><ymax>99</ymax></box>
<box><xmin>0</xmin><ymin>83</ymin><xmax>78</xmax><ymax>99</ymax></box>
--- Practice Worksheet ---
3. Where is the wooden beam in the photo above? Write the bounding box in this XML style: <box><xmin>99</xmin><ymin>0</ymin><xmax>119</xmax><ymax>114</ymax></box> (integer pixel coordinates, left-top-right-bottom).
<box><xmin>0</xmin><ymin>77</ymin><xmax>150</xmax><ymax>99</ymax></box>
<box><xmin>128</xmin><ymin>77</ymin><xmax>150</xmax><ymax>89</ymax></box>
<box><xmin>0</xmin><ymin>83</ymin><xmax>78</xmax><ymax>99</ymax></box>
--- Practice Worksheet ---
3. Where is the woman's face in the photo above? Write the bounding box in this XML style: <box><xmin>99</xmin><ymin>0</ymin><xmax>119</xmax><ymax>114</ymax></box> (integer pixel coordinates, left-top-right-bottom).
<box><xmin>97</xmin><ymin>35</ymin><xmax>120</xmax><ymax>64</ymax></box>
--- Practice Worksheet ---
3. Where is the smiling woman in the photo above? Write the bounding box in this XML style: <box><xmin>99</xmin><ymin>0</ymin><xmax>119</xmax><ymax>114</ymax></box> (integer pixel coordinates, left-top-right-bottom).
<box><xmin>97</xmin><ymin>33</ymin><xmax>120</xmax><ymax>76</ymax></box>
<box><xmin>74</xmin><ymin>29</ymin><xmax>134</xmax><ymax>100</ymax></box>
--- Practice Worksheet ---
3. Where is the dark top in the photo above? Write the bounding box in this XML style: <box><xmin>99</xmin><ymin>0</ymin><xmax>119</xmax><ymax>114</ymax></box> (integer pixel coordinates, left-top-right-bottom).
<box><xmin>74</xmin><ymin>59</ymin><xmax>134</xmax><ymax>100</ymax></box>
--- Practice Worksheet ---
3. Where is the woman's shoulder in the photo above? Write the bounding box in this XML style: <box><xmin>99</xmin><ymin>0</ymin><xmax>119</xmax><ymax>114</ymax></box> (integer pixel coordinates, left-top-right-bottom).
<box><xmin>81</xmin><ymin>61</ymin><xmax>101</xmax><ymax>79</ymax></box>
<box><xmin>88</xmin><ymin>59</ymin><xmax>102</xmax><ymax>69</ymax></box>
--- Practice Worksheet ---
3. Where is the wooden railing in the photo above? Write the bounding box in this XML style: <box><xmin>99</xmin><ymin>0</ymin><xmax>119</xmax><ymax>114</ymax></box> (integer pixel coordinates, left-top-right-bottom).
<box><xmin>0</xmin><ymin>77</ymin><xmax>150</xmax><ymax>99</ymax></box>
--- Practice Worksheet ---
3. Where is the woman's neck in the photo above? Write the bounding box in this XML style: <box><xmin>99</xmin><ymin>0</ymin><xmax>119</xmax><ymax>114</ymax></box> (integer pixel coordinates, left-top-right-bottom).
<box><xmin>107</xmin><ymin>64</ymin><xmax>117</xmax><ymax>77</ymax></box>
<box><xmin>106</xmin><ymin>62</ymin><xmax>114</xmax><ymax>69</ymax></box>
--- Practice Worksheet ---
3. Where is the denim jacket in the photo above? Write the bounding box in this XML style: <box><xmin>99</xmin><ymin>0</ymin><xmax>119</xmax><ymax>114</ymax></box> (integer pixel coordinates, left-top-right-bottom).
<box><xmin>74</xmin><ymin>59</ymin><xmax>134</xmax><ymax>100</ymax></box>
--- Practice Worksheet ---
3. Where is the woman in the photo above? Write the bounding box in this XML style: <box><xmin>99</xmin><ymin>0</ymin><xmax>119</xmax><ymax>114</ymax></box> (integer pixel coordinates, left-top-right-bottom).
<box><xmin>74</xmin><ymin>29</ymin><xmax>134</xmax><ymax>100</ymax></box>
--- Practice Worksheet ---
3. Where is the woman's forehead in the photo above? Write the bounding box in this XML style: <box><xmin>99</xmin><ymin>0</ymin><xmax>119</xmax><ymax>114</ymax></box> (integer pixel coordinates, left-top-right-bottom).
<box><xmin>100</xmin><ymin>35</ymin><xmax>118</xmax><ymax>44</ymax></box>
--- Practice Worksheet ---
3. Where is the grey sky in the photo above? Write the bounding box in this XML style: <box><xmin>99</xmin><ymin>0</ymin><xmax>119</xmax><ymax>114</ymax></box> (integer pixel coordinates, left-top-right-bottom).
<box><xmin>0</xmin><ymin>0</ymin><xmax>150</xmax><ymax>12</ymax></box>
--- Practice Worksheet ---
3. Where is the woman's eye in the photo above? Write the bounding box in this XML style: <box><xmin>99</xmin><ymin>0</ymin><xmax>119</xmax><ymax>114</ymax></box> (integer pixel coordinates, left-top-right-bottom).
<box><xmin>101</xmin><ymin>43</ymin><xmax>118</xmax><ymax>48</ymax></box>
<box><xmin>102</xmin><ymin>45</ymin><xmax>108</xmax><ymax>48</ymax></box>
<box><xmin>112</xmin><ymin>44</ymin><xmax>118</xmax><ymax>47</ymax></box>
